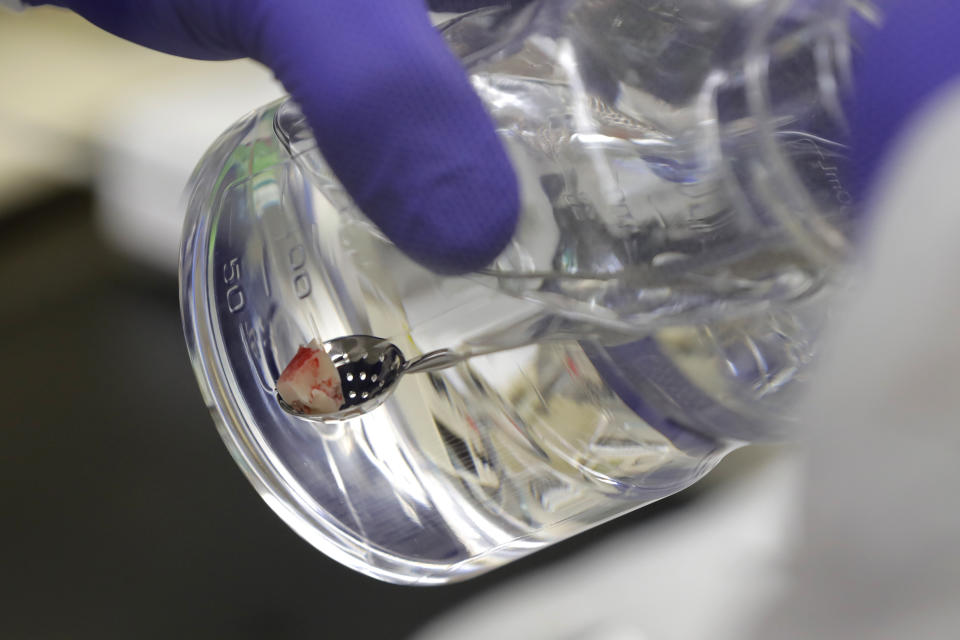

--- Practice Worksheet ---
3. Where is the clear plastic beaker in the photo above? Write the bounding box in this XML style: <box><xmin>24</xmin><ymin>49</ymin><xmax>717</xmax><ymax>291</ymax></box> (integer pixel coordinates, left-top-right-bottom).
<box><xmin>181</xmin><ymin>0</ymin><xmax>862</xmax><ymax>584</ymax></box>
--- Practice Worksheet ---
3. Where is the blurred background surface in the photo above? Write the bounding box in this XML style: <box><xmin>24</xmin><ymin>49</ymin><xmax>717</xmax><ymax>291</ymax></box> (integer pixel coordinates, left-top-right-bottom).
<box><xmin>0</xmin><ymin>7</ymin><xmax>789</xmax><ymax>639</ymax></box>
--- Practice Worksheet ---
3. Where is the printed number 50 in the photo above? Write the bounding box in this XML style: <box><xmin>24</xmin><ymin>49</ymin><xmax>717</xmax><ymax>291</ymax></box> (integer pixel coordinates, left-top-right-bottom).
<box><xmin>223</xmin><ymin>257</ymin><xmax>245</xmax><ymax>313</ymax></box>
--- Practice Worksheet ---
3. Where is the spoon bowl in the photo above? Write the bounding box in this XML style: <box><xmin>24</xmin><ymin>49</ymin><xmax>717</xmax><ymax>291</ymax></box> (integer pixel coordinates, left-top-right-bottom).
<box><xmin>276</xmin><ymin>335</ymin><xmax>459</xmax><ymax>422</ymax></box>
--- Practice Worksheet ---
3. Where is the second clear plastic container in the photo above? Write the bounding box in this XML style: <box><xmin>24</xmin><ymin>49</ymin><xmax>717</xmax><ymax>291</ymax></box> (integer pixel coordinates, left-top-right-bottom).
<box><xmin>181</xmin><ymin>0</ymin><xmax>862</xmax><ymax>584</ymax></box>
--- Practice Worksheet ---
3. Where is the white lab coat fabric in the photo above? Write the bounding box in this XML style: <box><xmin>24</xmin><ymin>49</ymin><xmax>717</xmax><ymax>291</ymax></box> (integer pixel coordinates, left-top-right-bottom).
<box><xmin>414</xmin><ymin>80</ymin><xmax>960</xmax><ymax>640</ymax></box>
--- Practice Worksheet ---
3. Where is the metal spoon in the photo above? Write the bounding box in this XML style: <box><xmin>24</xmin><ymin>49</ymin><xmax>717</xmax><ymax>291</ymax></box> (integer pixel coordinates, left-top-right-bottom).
<box><xmin>276</xmin><ymin>334</ymin><xmax>463</xmax><ymax>422</ymax></box>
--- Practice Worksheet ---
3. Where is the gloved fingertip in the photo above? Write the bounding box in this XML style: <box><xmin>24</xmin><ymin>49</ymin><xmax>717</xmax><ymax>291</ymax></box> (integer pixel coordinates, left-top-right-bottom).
<box><xmin>371</xmin><ymin>148</ymin><xmax>520</xmax><ymax>275</ymax></box>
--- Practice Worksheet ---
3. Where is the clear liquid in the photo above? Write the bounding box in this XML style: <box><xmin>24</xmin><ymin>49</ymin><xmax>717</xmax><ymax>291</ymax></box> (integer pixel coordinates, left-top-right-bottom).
<box><xmin>199</xmin><ymin>84</ymin><xmax>823</xmax><ymax>582</ymax></box>
<box><xmin>228</xmin><ymin>195</ymin><xmax>813</xmax><ymax>583</ymax></box>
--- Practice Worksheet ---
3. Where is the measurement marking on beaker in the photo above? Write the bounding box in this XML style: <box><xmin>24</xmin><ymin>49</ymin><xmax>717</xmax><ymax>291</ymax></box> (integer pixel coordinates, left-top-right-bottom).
<box><xmin>289</xmin><ymin>244</ymin><xmax>306</xmax><ymax>270</ymax></box>
<box><xmin>223</xmin><ymin>257</ymin><xmax>246</xmax><ymax>313</ymax></box>
<box><xmin>239</xmin><ymin>318</ymin><xmax>276</xmax><ymax>392</ymax></box>
<box><xmin>240</xmin><ymin>319</ymin><xmax>259</xmax><ymax>354</ymax></box>
<box><xmin>261</xmin><ymin>242</ymin><xmax>272</xmax><ymax>298</ymax></box>
<box><xmin>288</xmin><ymin>243</ymin><xmax>312</xmax><ymax>299</ymax></box>
<box><xmin>791</xmin><ymin>137</ymin><xmax>854</xmax><ymax>207</ymax></box>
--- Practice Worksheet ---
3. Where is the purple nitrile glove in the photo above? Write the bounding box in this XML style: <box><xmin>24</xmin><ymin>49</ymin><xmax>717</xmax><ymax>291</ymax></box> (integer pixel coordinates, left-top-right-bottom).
<box><xmin>26</xmin><ymin>0</ymin><xmax>520</xmax><ymax>274</ymax></box>
<box><xmin>848</xmin><ymin>0</ymin><xmax>960</xmax><ymax>202</ymax></box>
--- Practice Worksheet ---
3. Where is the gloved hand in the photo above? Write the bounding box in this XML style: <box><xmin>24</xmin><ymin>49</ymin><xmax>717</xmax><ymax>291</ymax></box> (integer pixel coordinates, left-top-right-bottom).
<box><xmin>848</xmin><ymin>0</ymin><xmax>960</xmax><ymax>200</ymax></box>
<box><xmin>25</xmin><ymin>0</ymin><xmax>520</xmax><ymax>274</ymax></box>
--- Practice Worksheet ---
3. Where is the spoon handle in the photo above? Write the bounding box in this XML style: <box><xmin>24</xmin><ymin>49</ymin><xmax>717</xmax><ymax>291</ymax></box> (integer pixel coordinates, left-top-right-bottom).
<box><xmin>401</xmin><ymin>339</ymin><xmax>558</xmax><ymax>375</ymax></box>
<box><xmin>402</xmin><ymin>349</ymin><xmax>463</xmax><ymax>375</ymax></box>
